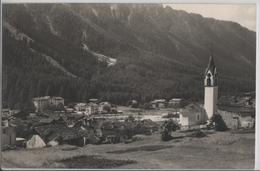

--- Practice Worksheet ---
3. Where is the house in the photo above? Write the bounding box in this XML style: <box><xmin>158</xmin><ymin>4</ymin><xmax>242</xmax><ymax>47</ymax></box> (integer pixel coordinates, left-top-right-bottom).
<box><xmin>240</xmin><ymin>116</ymin><xmax>255</xmax><ymax>129</ymax></box>
<box><xmin>150</xmin><ymin>99</ymin><xmax>167</xmax><ymax>109</ymax></box>
<box><xmin>89</xmin><ymin>98</ymin><xmax>99</xmax><ymax>103</ymax></box>
<box><xmin>75</xmin><ymin>103</ymin><xmax>88</xmax><ymax>112</ymax></box>
<box><xmin>2</xmin><ymin>108</ymin><xmax>12</xmax><ymax>117</ymax></box>
<box><xmin>179</xmin><ymin>104</ymin><xmax>207</xmax><ymax>129</ymax></box>
<box><xmin>87</xmin><ymin>102</ymin><xmax>99</xmax><ymax>115</ymax></box>
<box><xmin>74</xmin><ymin>103</ymin><xmax>91</xmax><ymax>115</ymax></box>
<box><xmin>16</xmin><ymin>137</ymin><xmax>27</xmax><ymax>148</ymax></box>
<box><xmin>2</xmin><ymin>127</ymin><xmax>16</xmax><ymax>150</ymax></box>
<box><xmin>1</xmin><ymin>120</ymin><xmax>16</xmax><ymax>150</ymax></box>
<box><xmin>74</xmin><ymin>102</ymin><xmax>99</xmax><ymax>115</ymax></box>
<box><xmin>47</xmin><ymin>138</ymin><xmax>60</xmax><ymax>147</ymax></box>
<box><xmin>33</xmin><ymin>96</ymin><xmax>64</xmax><ymax>112</ymax></box>
<box><xmin>33</xmin><ymin>96</ymin><xmax>51</xmax><ymax>112</ymax></box>
<box><xmin>26</xmin><ymin>134</ymin><xmax>46</xmax><ymax>149</ymax></box>
<box><xmin>2</xmin><ymin>109</ymin><xmax>21</xmax><ymax>117</ymax></box>
<box><xmin>168</xmin><ymin>98</ymin><xmax>182</xmax><ymax>108</ymax></box>
<box><xmin>99</xmin><ymin>121</ymin><xmax>125</xmax><ymax>143</ymax></box>
<box><xmin>33</xmin><ymin>123</ymin><xmax>84</xmax><ymax>147</ymax></box>
<box><xmin>65</xmin><ymin>107</ymin><xmax>74</xmax><ymax>113</ymax></box>
<box><xmin>218</xmin><ymin>106</ymin><xmax>255</xmax><ymax>129</ymax></box>
<box><xmin>219</xmin><ymin>95</ymin><xmax>255</xmax><ymax>108</ymax></box>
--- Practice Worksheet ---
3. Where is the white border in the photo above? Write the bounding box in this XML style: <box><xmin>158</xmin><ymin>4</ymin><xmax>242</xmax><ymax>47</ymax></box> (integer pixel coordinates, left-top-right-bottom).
<box><xmin>0</xmin><ymin>0</ymin><xmax>2</xmax><ymax>168</ymax></box>
<box><xmin>0</xmin><ymin>0</ymin><xmax>259</xmax><ymax>170</ymax></box>
<box><xmin>255</xmin><ymin>1</ymin><xmax>260</xmax><ymax>170</ymax></box>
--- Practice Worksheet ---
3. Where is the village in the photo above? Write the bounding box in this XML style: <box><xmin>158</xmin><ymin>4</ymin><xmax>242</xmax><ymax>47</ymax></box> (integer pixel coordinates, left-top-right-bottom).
<box><xmin>1</xmin><ymin>56</ymin><xmax>256</xmax><ymax>169</ymax></box>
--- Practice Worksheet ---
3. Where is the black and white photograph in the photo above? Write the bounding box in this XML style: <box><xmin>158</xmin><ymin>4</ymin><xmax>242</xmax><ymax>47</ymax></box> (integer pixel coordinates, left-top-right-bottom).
<box><xmin>0</xmin><ymin>1</ymin><xmax>258</xmax><ymax>169</ymax></box>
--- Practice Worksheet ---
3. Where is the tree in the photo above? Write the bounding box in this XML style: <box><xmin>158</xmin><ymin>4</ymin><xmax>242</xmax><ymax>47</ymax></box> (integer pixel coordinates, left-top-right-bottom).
<box><xmin>102</xmin><ymin>104</ymin><xmax>111</xmax><ymax>113</ymax></box>
<box><xmin>208</xmin><ymin>114</ymin><xmax>228</xmax><ymax>131</ymax></box>
<box><xmin>161</xmin><ymin>119</ymin><xmax>179</xmax><ymax>141</ymax></box>
<box><xmin>45</xmin><ymin>85</ymin><xmax>50</xmax><ymax>96</ymax></box>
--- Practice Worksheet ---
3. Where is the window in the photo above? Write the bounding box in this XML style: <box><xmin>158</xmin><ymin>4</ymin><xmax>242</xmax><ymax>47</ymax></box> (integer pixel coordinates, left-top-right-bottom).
<box><xmin>207</xmin><ymin>73</ymin><xmax>211</xmax><ymax>86</ymax></box>
<box><xmin>207</xmin><ymin>77</ymin><xmax>211</xmax><ymax>86</ymax></box>
<box><xmin>197</xmin><ymin>114</ymin><xmax>200</xmax><ymax>120</ymax></box>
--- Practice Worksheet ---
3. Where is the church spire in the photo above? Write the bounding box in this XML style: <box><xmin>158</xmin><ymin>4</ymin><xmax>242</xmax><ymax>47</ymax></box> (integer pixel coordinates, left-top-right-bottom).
<box><xmin>204</xmin><ymin>52</ymin><xmax>218</xmax><ymax>87</ymax></box>
<box><xmin>208</xmin><ymin>55</ymin><xmax>215</xmax><ymax>69</ymax></box>
<box><xmin>205</xmin><ymin>53</ymin><xmax>217</xmax><ymax>76</ymax></box>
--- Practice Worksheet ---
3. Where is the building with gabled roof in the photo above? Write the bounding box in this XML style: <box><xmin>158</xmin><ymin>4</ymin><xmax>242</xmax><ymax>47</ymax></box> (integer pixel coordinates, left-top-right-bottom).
<box><xmin>179</xmin><ymin>103</ymin><xmax>207</xmax><ymax>129</ymax></box>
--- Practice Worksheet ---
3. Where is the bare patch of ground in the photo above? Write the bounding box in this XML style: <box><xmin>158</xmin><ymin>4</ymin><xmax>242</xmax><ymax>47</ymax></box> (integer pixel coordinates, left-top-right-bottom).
<box><xmin>107</xmin><ymin>145</ymin><xmax>173</xmax><ymax>154</ymax></box>
<box><xmin>51</xmin><ymin>155</ymin><xmax>136</xmax><ymax>168</ymax></box>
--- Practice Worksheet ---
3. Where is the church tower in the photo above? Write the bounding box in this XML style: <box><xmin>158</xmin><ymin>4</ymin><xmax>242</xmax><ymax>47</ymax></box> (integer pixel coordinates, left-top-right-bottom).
<box><xmin>204</xmin><ymin>54</ymin><xmax>218</xmax><ymax>120</ymax></box>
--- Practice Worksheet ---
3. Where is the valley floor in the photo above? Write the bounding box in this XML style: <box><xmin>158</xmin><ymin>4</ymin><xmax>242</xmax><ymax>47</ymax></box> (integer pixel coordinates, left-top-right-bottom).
<box><xmin>2</xmin><ymin>131</ymin><xmax>255</xmax><ymax>169</ymax></box>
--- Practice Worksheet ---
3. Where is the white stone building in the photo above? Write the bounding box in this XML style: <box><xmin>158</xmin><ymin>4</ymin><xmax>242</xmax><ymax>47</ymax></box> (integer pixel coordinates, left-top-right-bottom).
<box><xmin>33</xmin><ymin>96</ymin><xmax>64</xmax><ymax>112</ymax></box>
<box><xmin>33</xmin><ymin>96</ymin><xmax>51</xmax><ymax>113</ymax></box>
<box><xmin>1</xmin><ymin>120</ymin><xmax>16</xmax><ymax>150</ymax></box>
<box><xmin>179</xmin><ymin>103</ymin><xmax>207</xmax><ymax>129</ymax></box>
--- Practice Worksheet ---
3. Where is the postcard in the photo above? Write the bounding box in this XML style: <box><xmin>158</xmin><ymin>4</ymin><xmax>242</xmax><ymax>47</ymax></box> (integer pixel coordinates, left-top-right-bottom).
<box><xmin>0</xmin><ymin>1</ymin><xmax>257</xmax><ymax>169</ymax></box>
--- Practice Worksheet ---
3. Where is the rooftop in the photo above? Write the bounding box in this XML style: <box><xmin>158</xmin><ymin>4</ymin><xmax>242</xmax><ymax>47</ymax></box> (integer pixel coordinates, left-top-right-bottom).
<box><xmin>218</xmin><ymin>105</ymin><xmax>255</xmax><ymax>117</ymax></box>
<box><xmin>52</xmin><ymin>97</ymin><xmax>64</xmax><ymax>100</ymax></box>
<box><xmin>151</xmin><ymin>99</ymin><xmax>166</xmax><ymax>103</ymax></box>
<box><xmin>33</xmin><ymin>96</ymin><xmax>64</xmax><ymax>101</ymax></box>
<box><xmin>181</xmin><ymin>103</ymin><xmax>205</xmax><ymax>117</ymax></box>
<box><xmin>33</xmin><ymin>96</ymin><xmax>51</xmax><ymax>101</ymax></box>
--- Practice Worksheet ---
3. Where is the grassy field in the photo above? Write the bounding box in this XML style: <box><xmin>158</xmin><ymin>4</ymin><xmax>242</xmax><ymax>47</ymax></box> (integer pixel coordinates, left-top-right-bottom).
<box><xmin>2</xmin><ymin>130</ymin><xmax>254</xmax><ymax>169</ymax></box>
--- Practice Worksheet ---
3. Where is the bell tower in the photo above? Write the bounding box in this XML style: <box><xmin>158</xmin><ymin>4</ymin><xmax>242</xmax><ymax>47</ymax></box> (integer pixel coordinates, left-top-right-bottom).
<box><xmin>204</xmin><ymin>54</ymin><xmax>218</xmax><ymax>120</ymax></box>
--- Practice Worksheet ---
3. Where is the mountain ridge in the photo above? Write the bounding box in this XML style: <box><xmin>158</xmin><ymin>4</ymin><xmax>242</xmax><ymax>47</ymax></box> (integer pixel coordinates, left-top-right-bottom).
<box><xmin>2</xmin><ymin>4</ymin><xmax>256</xmax><ymax>109</ymax></box>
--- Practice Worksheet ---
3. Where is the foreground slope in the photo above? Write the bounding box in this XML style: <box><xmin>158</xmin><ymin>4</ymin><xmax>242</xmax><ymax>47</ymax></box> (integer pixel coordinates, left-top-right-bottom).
<box><xmin>2</xmin><ymin>131</ymin><xmax>255</xmax><ymax>169</ymax></box>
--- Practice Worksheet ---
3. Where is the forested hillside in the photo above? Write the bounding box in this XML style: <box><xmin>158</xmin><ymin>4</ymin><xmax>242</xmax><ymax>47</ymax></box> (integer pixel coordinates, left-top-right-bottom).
<box><xmin>2</xmin><ymin>4</ymin><xmax>256</xmax><ymax>109</ymax></box>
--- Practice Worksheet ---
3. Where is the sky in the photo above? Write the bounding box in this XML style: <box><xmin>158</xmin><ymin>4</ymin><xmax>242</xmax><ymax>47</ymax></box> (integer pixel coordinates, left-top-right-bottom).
<box><xmin>164</xmin><ymin>4</ymin><xmax>256</xmax><ymax>31</ymax></box>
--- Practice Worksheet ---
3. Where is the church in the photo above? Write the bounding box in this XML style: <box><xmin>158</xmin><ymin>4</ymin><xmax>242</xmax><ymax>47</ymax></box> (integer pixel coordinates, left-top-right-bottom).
<box><xmin>179</xmin><ymin>54</ymin><xmax>218</xmax><ymax>128</ymax></box>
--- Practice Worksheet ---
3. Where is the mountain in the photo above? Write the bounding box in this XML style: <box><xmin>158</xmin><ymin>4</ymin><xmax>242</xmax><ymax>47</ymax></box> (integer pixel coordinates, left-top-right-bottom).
<box><xmin>2</xmin><ymin>4</ymin><xmax>256</xmax><ymax>109</ymax></box>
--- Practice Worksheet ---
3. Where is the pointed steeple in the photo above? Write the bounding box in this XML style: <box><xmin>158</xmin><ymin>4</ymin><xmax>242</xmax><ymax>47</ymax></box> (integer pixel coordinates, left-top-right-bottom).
<box><xmin>205</xmin><ymin>54</ymin><xmax>216</xmax><ymax>76</ymax></box>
